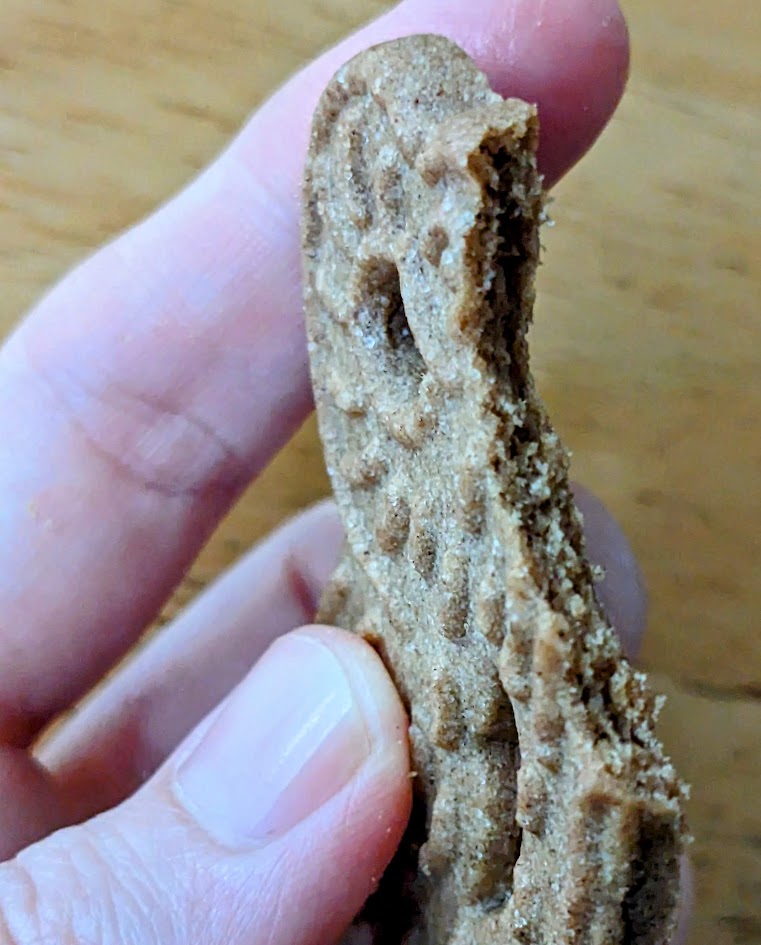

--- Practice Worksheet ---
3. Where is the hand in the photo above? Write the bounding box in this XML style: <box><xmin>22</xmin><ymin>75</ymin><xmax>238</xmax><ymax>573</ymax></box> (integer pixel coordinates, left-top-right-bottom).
<box><xmin>0</xmin><ymin>0</ymin><xmax>690</xmax><ymax>942</ymax></box>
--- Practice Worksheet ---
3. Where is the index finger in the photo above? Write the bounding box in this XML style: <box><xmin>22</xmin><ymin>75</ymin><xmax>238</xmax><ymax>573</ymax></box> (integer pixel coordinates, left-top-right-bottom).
<box><xmin>0</xmin><ymin>0</ymin><xmax>629</xmax><ymax>746</ymax></box>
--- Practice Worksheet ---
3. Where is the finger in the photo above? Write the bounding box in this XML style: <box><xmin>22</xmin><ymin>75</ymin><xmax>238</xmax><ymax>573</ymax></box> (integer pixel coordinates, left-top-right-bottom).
<box><xmin>0</xmin><ymin>747</ymin><xmax>67</xmax><ymax>861</ymax></box>
<box><xmin>42</xmin><ymin>500</ymin><xmax>344</xmax><ymax>821</ymax></box>
<box><xmin>572</xmin><ymin>484</ymin><xmax>648</xmax><ymax>659</ymax></box>
<box><xmin>0</xmin><ymin>628</ymin><xmax>411</xmax><ymax>945</ymax></box>
<box><xmin>0</xmin><ymin>0</ymin><xmax>629</xmax><ymax>746</ymax></box>
<box><xmin>673</xmin><ymin>856</ymin><xmax>694</xmax><ymax>945</ymax></box>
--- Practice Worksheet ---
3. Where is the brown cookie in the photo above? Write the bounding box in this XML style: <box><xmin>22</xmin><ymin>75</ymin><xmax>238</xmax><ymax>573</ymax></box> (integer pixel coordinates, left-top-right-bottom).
<box><xmin>302</xmin><ymin>34</ymin><xmax>687</xmax><ymax>945</ymax></box>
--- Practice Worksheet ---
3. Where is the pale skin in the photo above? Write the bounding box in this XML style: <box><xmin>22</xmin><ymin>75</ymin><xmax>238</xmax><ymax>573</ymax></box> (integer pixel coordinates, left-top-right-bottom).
<box><xmin>0</xmin><ymin>0</ymin><xmax>692</xmax><ymax>942</ymax></box>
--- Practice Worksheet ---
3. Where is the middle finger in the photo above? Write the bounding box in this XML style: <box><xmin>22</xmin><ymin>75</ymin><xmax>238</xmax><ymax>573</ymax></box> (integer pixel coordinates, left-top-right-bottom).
<box><xmin>41</xmin><ymin>501</ymin><xmax>343</xmax><ymax>822</ymax></box>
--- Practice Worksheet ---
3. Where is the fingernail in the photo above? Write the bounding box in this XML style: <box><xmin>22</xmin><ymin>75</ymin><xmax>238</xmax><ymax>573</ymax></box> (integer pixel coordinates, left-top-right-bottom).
<box><xmin>175</xmin><ymin>632</ymin><xmax>370</xmax><ymax>845</ymax></box>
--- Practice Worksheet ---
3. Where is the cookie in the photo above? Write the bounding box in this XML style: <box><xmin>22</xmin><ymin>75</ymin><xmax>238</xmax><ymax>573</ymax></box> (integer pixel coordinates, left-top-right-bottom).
<box><xmin>302</xmin><ymin>34</ymin><xmax>687</xmax><ymax>945</ymax></box>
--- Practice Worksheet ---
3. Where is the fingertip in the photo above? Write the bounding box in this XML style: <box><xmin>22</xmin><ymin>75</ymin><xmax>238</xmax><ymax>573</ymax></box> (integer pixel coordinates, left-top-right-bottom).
<box><xmin>294</xmin><ymin>624</ymin><xmax>411</xmax><ymax>780</ymax></box>
<box><xmin>291</xmin><ymin>625</ymin><xmax>412</xmax><ymax>940</ymax></box>
<box><xmin>573</xmin><ymin>483</ymin><xmax>648</xmax><ymax>659</ymax></box>
<box><xmin>292</xmin><ymin>623</ymin><xmax>413</xmax><ymax>851</ymax></box>
<box><xmin>673</xmin><ymin>855</ymin><xmax>694</xmax><ymax>945</ymax></box>
<box><xmin>288</xmin><ymin>498</ymin><xmax>345</xmax><ymax>597</ymax></box>
<box><xmin>533</xmin><ymin>0</ymin><xmax>630</xmax><ymax>185</ymax></box>
<box><xmin>453</xmin><ymin>0</ymin><xmax>630</xmax><ymax>185</ymax></box>
<box><xmin>171</xmin><ymin>622</ymin><xmax>410</xmax><ymax>844</ymax></box>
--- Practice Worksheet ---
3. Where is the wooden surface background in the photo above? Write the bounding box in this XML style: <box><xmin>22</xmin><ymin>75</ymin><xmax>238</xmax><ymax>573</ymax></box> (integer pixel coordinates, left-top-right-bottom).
<box><xmin>0</xmin><ymin>1</ymin><xmax>758</xmax><ymax>942</ymax></box>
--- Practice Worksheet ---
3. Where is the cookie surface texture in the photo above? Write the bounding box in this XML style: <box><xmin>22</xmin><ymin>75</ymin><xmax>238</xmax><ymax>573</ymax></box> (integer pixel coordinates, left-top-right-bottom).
<box><xmin>302</xmin><ymin>34</ymin><xmax>686</xmax><ymax>945</ymax></box>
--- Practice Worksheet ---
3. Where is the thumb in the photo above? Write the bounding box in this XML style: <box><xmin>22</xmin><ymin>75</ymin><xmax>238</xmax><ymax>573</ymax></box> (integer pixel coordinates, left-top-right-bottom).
<box><xmin>0</xmin><ymin>627</ymin><xmax>411</xmax><ymax>945</ymax></box>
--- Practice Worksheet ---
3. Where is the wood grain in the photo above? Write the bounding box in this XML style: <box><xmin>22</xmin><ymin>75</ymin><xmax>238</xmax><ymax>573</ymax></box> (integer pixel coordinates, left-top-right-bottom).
<box><xmin>0</xmin><ymin>1</ymin><xmax>759</xmax><ymax>942</ymax></box>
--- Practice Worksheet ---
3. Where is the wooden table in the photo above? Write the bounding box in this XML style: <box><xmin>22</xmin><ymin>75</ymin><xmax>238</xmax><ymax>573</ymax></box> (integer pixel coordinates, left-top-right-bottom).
<box><xmin>0</xmin><ymin>1</ymin><xmax>758</xmax><ymax>941</ymax></box>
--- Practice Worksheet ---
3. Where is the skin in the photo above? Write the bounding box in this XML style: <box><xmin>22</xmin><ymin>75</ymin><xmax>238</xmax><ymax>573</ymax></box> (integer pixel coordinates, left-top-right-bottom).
<box><xmin>0</xmin><ymin>0</ymin><xmax>691</xmax><ymax>942</ymax></box>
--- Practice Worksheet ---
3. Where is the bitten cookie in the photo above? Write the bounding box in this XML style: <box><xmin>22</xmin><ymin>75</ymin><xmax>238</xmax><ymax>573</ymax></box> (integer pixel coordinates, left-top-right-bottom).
<box><xmin>302</xmin><ymin>34</ymin><xmax>687</xmax><ymax>945</ymax></box>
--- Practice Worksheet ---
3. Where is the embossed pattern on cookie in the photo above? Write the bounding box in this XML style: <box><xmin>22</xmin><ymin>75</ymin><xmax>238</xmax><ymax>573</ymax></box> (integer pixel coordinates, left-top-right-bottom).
<box><xmin>303</xmin><ymin>34</ymin><xmax>687</xmax><ymax>945</ymax></box>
